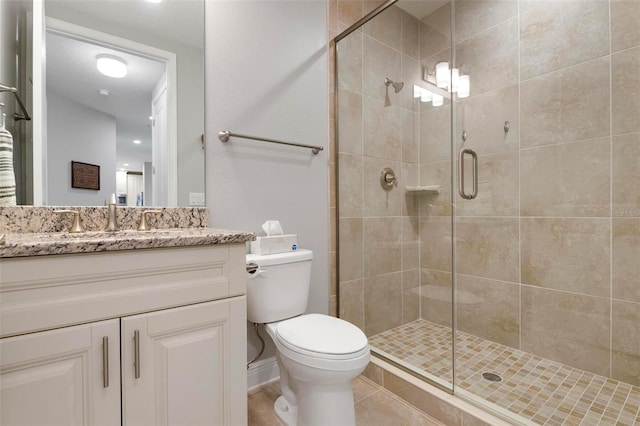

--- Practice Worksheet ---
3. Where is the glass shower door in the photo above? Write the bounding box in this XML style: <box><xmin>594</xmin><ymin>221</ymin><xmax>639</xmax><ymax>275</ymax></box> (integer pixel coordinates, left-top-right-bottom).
<box><xmin>335</xmin><ymin>0</ymin><xmax>455</xmax><ymax>392</ymax></box>
<box><xmin>451</xmin><ymin>0</ymin><xmax>639</xmax><ymax>424</ymax></box>
<box><xmin>448</xmin><ymin>0</ymin><xmax>523</xmax><ymax>409</ymax></box>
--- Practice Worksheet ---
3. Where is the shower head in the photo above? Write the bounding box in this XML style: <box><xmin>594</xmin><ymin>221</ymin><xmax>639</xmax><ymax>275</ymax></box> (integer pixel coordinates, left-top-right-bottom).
<box><xmin>384</xmin><ymin>77</ymin><xmax>404</xmax><ymax>93</ymax></box>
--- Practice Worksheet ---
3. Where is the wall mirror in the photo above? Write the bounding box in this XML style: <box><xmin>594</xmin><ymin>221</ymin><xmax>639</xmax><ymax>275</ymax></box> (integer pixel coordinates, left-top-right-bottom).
<box><xmin>0</xmin><ymin>0</ymin><xmax>205</xmax><ymax>207</ymax></box>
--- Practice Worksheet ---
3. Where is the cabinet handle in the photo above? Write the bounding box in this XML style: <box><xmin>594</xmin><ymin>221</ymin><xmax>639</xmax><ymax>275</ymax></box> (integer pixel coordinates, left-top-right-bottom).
<box><xmin>134</xmin><ymin>330</ymin><xmax>141</xmax><ymax>379</ymax></box>
<box><xmin>102</xmin><ymin>336</ymin><xmax>109</xmax><ymax>388</ymax></box>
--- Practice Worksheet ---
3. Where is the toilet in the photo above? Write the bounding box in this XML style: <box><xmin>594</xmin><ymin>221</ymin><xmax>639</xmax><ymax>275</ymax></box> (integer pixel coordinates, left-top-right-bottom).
<box><xmin>246</xmin><ymin>249</ymin><xmax>370</xmax><ymax>426</ymax></box>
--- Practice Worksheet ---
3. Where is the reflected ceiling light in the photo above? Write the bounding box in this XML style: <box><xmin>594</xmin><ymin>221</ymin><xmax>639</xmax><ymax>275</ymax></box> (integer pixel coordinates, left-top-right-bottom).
<box><xmin>414</xmin><ymin>84</ymin><xmax>439</xmax><ymax>104</ymax></box>
<box><xmin>450</xmin><ymin>68</ymin><xmax>460</xmax><ymax>93</ymax></box>
<box><xmin>97</xmin><ymin>89</ymin><xmax>110</xmax><ymax>96</ymax></box>
<box><xmin>429</xmin><ymin>62</ymin><xmax>470</xmax><ymax>100</ymax></box>
<box><xmin>421</xmin><ymin>90</ymin><xmax>432</xmax><ymax>103</ymax></box>
<box><xmin>133</xmin><ymin>139</ymin><xmax>142</xmax><ymax>144</ymax></box>
<box><xmin>123</xmin><ymin>163</ymin><xmax>129</xmax><ymax>167</ymax></box>
<box><xmin>458</xmin><ymin>75</ymin><xmax>470</xmax><ymax>98</ymax></box>
<box><xmin>420</xmin><ymin>89</ymin><xmax>433</xmax><ymax>102</ymax></box>
<box><xmin>96</xmin><ymin>54</ymin><xmax>127</xmax><ymax>78</ymax></box>
<box><xmin>432</xmin><ymin>94</ymin><xmax>444</xmax><ymax>107</ymax></box>
<box><xmin>414</xmin><ymin>84</ymin><xmax>437</xmax><ymax>104</ymax></box>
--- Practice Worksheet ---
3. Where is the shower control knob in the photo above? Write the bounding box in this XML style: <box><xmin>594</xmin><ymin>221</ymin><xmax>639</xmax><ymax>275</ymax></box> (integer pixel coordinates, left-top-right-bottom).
<box><xmin>380</xmin><ymin>167</ymin><xmax>396</xmax><ymax>190</ymax></box>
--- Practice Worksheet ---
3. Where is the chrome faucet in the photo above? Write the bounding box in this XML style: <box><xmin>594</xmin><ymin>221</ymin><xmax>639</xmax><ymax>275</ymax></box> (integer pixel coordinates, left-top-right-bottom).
<box><xmin>54</xmin><ymin>209</ymin><xmax>86</xmax><ymax>233</ymax></box>
<box><xmin>104</xmin><ymin>193</ymin><xmax>119</xmax><ymax>232</ymax></box>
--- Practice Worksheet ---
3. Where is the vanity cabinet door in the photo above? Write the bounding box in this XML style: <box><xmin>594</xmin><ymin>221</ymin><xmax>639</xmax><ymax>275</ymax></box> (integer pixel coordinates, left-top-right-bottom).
<box><xmin>121</xmin><ymin>296</ymin><xmax>247</xmax><ymax>426</ymax></box>
<box><xmin>0</xmin><ymin>319</ymin><xmax>121</xmax><ymax>425</ymax></box>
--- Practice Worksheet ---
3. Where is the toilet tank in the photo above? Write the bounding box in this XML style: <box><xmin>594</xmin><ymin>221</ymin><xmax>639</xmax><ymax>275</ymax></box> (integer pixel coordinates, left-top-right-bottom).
<box><xmin>246</xmin><ymin>249</ymin><xmax>313</xmax><ymax>324</ymax></box>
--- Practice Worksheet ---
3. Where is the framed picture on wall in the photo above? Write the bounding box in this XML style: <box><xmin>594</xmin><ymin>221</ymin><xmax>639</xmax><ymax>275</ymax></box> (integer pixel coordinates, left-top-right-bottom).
<box><xmin>71</xmin><ymin>161</ymin><xmax>100</xmax><ymax>190</ymax></box>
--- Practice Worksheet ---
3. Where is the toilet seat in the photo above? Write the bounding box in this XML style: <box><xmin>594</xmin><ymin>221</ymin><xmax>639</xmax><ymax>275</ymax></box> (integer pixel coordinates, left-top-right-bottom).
<box><xmin>266</xmin><ymin>314</ymin><xmax>369</xmax><ymax>362</ymax></box>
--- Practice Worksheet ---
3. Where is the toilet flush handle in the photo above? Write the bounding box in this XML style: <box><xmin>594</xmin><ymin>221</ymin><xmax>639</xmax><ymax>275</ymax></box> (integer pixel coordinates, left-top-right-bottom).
<box><xmin>246</xmin><ymin>262</ymin><xmax>259</xmax><ymax>274</ymax></box>
<box><xmin>247</xmin><ymin>262</ymin><xmax>266</xmax><ymax>278</ymax></box>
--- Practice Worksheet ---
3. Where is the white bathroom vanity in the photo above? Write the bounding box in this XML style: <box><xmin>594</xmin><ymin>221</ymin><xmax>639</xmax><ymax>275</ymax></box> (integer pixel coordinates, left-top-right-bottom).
<box><xmin>0</xmin><ymin>222</ymin><xmax>253</xmax><ymax>425</ymax></box>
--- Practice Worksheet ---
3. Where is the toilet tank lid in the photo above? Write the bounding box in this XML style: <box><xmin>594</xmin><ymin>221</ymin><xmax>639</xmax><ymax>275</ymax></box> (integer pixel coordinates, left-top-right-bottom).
<box><xmin>247</xmin><ymin>249</ymin><xmax>313</xmax><ymax>266</ymax></box>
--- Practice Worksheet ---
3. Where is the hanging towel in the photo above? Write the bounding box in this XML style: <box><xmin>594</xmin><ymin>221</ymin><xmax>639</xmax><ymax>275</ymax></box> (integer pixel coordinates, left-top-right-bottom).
<box><xmin>0</xmin><ymin>126</ymin><xmax>17</xmax><ymax>206</ymax></box>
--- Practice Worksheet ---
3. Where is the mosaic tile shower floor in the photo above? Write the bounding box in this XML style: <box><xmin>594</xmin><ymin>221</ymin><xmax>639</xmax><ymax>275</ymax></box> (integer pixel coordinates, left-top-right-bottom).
<box><xmin>369</xmin><ymin>319</ymin><xmax>640</xmax><ymax>425</ymax></box>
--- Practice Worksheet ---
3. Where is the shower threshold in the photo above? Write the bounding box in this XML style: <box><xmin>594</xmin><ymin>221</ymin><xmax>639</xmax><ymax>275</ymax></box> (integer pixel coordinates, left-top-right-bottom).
<box><xmin>369</xmin><ymin>319</ymin><xmax>640</xmax><ymax>425</ymax></box>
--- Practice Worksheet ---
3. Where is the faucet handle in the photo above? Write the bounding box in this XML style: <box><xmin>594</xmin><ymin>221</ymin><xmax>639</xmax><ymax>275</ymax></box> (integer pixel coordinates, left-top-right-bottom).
<box><xmin>54</xmin><ymin>210</ymin><xmax>86</xmax><ymax>233</ymax></box>
<box><xmin>138</xmin><ymin>209</ymin><xmax>162</xmax><ymax>231</ymax></box>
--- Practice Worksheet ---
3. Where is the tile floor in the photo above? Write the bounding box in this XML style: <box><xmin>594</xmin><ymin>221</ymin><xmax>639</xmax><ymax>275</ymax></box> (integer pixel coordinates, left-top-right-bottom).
<box><xmin>248</xmin><ymin>376</ymin><xmax>445</xmax><ymax>426</ymax></box>
<box><xmin>369</xmin><ymin>319</ymin><xmax>640</xmax><ymax>425</ymax></box>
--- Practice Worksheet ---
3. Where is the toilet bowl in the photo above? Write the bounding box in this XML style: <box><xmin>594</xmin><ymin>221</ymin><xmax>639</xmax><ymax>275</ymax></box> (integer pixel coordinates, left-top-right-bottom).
<box><xmin>246</xmin><ymin>250</ymin><xmax>370</xmax><ymax>425</ymax></box>
<box><xmin>265</xmin><ymin>314</ymin><xmax>369</xmax><ymax>425</ymax></box>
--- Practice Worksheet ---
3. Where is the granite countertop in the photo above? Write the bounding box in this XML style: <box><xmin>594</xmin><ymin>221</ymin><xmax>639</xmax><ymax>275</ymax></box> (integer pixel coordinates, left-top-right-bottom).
<box><xmin>0</xmin><ymin>228</ymin><xmax>256</xmax><ymax>258</ymax></box>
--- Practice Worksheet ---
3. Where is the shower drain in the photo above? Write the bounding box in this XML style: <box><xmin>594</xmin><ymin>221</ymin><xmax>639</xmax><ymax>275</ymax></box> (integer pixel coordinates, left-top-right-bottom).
<box><xmin>482</xmin><ymin>372</ymin><xmax>503</xmax><ymax>382</ymax></box>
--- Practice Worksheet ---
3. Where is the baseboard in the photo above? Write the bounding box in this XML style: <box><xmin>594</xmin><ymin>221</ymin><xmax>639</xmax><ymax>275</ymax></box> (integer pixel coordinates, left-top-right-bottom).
<box><xmin>247</xmin><ymin>356</ymin><xmax>279</xmax><ymax>392</ymax></box>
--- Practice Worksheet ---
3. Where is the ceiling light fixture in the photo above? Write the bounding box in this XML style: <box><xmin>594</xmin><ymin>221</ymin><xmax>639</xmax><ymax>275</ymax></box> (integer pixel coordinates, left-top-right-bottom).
<box><xmin>96</xmin><ymin>54</ymin><xmax>127</xmax><ymax>78</ymax></box>
<box><xmin>434</xmin><ymin>62</ymin><xmax>470</xmax><ymax>99</ymax></box>
<box><xmin>422</xmin><ymin>63</ymin><xmax>471</xmax><ymax>106</ymax></box>
<box><xmin>133</xmin><ymin>139</ymin><xmax>142</xmax><ymax>144</ymax></box>
<box><xmin>435</xmin><ymin>62</ymin><xmax>450</xmax><ymax>89</ymax></box>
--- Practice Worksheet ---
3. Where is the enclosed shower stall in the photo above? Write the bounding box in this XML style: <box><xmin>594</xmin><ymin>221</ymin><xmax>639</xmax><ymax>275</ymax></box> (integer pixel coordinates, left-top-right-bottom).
<box><xmin>335</xmin><ymin>0</ymin><xmax>639</xmax><ymax>424</ymax></box>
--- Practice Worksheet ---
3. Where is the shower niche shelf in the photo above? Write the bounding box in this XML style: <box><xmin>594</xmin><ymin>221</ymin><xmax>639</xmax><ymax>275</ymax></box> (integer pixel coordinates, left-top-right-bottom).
<box><xmin>406</xmin><ymin>185</ymin><xmax>442</xmax><ymax>195</ymax></box>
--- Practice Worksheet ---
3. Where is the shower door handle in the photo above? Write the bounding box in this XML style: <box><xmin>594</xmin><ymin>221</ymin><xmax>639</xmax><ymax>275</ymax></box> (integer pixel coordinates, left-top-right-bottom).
<box><xmin>458</xmin><ymin>148</ymin><xmax>478</xmax><ymax>200</ymax></box>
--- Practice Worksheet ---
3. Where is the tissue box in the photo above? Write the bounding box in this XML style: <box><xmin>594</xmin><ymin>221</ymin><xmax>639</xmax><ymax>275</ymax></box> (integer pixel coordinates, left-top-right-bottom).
<box><xmin>251</xmin><ymin>234</ymin><xmax>298</xmax><ymax>255</ymax></box>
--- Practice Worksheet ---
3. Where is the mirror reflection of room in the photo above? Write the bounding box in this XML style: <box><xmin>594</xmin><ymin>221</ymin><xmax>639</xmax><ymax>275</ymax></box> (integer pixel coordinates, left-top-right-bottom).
<box><xmin>46</xmin><ymin>29</ymin><xmax>166</xmax><ymax>207</ymax></box>
<box><xmin>0</xmin><ymin>102</ymin><xmax>18</xmax><ymax>206</ymax></box>
<box><xmin>0</xmin><ymin>0</ymin><xmax>205</xmax><ymax>207</ymax></box>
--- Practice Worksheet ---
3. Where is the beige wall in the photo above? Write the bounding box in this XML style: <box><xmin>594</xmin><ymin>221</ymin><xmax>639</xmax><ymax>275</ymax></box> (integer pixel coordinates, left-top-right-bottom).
<box><xmin>335</xmin><ymin>0</ymin><xmax>640</xmax><ymax>386</ymax></box>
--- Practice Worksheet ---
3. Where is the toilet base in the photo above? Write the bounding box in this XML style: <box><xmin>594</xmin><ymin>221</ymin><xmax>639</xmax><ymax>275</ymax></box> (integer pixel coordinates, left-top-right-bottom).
<box><xmin>295</xmin><ymin>381</ymin><xmax>357</xmax><ymax>426</ymax></box>
<box><xmin>263</xmin><ymin>316</ymin><xmax>369</xmax><ymax>426</ymax></box>
<box><xmin>273</xmin><ymin>395</ymin><xmax>297</xmax><ymax>426</ymax></box>
<box><xmin>273</xmin><ymin>382</ymin><xmax>357</xmax><ymax>426</ymax></box>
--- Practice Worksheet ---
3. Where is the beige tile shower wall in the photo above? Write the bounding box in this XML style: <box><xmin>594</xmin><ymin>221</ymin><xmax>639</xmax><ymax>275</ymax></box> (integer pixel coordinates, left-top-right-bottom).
<box><xmin>415</xmin><ymin>0</ymin><xmax>640</xmax><ymax>385</ymax></box>
<box><xmin>337</xmin><ymin>3</ymin><xmax>423</xmax><ymax>337</ymax></box>
<box><xmin>334</xmin><ymin>0</ymin><xmax>639</xmax><ymax>387</ymax></box>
